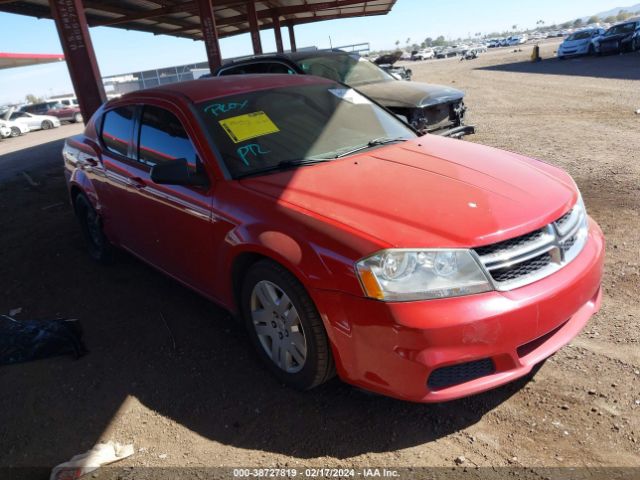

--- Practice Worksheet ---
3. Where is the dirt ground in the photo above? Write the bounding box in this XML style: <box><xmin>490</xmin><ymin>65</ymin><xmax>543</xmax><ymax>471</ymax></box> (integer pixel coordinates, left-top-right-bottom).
<box><xmin>0</xmin><ymin>42</ymin><xmax>639</xmax><ymax>479</ymax></box>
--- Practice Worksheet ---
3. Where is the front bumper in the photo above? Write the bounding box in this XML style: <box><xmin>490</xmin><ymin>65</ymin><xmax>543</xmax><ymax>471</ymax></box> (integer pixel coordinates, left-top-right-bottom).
<box><xmin>558</xmin><ymin>44</ymin><xmax>590</xmax><ymax>57</ymax></box>
<box><xmin>313</xmin><ymin>218</ymin><xmax>605</xmax><ymax>403</ymax></box>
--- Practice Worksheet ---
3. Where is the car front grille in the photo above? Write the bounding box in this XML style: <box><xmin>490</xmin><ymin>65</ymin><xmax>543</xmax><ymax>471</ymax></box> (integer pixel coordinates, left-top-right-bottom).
<box><xmin>473</xmin><ymin>204</ymin><xmax>588</xmax><ymax>290</ymax></box>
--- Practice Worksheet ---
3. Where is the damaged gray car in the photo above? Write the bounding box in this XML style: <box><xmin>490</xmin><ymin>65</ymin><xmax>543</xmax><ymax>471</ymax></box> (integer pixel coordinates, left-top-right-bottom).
<box><xmin>213</xmin><ymin>50</ymin><xmax>475</xmax><ymax>138</ymax></box>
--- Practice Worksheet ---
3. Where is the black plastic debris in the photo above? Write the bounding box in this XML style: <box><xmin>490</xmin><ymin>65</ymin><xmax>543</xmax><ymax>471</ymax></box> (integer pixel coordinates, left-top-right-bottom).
<box><xmin>0</xmin><ymin>315</ymin><xmax>87</xmax><ymax>366</ymax></box>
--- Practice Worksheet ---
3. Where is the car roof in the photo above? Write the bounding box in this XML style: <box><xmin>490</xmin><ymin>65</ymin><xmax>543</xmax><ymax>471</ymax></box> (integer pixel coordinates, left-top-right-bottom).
<box><xmin>220</xmin><ymin>49</ymin><xmax>356</xmax><ymax>67</ymax></box>
<box><xmin>113</xmin><ymin>74</ymin><xmax>336</xmax><ymax>105</ymax></box>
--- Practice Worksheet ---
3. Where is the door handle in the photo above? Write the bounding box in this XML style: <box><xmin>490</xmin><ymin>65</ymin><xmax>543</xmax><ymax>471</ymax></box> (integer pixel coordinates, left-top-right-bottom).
<box><xmin>129</xmin><ymin>176</ymin><xmax>147</xmax><ymax>189</ymax></box>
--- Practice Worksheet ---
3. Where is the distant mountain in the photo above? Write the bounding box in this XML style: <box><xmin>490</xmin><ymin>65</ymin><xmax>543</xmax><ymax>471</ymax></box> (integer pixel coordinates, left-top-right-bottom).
<box><xmin>581</xmin><ymin>3</ymin><xmax>640</xmax><ymax>21</ymax></box>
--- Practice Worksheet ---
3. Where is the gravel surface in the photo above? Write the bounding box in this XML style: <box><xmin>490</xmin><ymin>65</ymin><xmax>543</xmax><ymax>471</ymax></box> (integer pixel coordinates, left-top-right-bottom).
<box><xmin>0</xmin><ymin>43</ymin><xmax>638</xmax><ymax>479</ymax></box>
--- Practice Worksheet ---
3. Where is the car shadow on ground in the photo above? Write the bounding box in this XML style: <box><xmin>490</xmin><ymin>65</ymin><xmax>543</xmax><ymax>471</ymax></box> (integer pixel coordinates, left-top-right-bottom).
<box><xmin>476</xmin><ymin>51</ymin><xmax>640</xmax><ymax>81</ymax></box>
<box><xmin>0</xmin><ymin>180</ymin><xmax>542</xmax><ymax>466</ymax></box>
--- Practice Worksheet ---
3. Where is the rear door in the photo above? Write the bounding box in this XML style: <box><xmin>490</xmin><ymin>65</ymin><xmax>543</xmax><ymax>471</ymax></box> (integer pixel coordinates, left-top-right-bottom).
<box><xmin>97</xmin><ymin>105</ymin><xmax>141</xmax><ymax>246</ymax></box>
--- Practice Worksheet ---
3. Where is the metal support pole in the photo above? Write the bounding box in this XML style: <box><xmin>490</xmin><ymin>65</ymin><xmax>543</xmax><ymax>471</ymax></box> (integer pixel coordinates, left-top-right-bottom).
<box><xmin>197</xmin><ymin>0</ymin><xmax>222</xmax><ymax>72</ymax></box>
<box><xmin>288</xmin><ymin>24</ymin><xmax>297</xmax><ymax>52</ymax></box>
<box><xmin>272</xmin><ymin>13</ymin><xmax>283</xmax><ymax>53</ymax></box>
<box><xmin>247</xmin><ymin>1</ymin><xmax>262</xmax><ymax>54</ymax></box>
<box><xmin>49</xmin><ymin>0</ymin><xmax>106</xmax><ymax>121</ymax></box>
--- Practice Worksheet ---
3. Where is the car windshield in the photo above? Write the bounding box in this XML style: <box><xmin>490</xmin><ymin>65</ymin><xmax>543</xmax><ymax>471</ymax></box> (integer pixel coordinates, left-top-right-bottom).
<box><xmin>294</xmin><ymin>54</ymin><xmax>394</xmax><ymax>86</ymax></box>
<box><xmin>567</xmin><ymin>31</ymin><xmax>593</xmax><ymax>40</ymax></box>
<box><xmin>196</xmin><ymin>83</ymin><xmax>416</xmax><ymax>179</ymax></box>
<box><xmin>605</xmin><ymin>23</ymin><xmax>635</xmax><ymax>35</ymax></box>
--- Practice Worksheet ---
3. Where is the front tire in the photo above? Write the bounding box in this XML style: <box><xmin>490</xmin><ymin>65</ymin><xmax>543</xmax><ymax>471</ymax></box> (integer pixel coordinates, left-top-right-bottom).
<box><xmin>73</xmin><ymin>113</ymin><xmax>83</xmax><ymax>123</ymax></box>
<box><xmin>241</xmin><ymin>260</ymin><xmax>334</xmax><ymax>390</ymax></box>
<box><xmin>74</xmin><ymin>193</ymin><xmax>113</xmax><ymax>264</ymax></box>
<box><xmin>10</xmin><ymin>127</ymin><xmax>20</xmax><ymax>137</ymax></box>
<box><xmin>41</xmin><ymin>120</ymin><xmax>53</xmax><ymax>130</ymax></box>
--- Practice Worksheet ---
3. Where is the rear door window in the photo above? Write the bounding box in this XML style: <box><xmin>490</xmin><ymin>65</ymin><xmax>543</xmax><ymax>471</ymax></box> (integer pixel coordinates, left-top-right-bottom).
<box><xmin>101</xmin><ymin>106</ymin><xmax>136</xmax><ymax>157</ymax></box>
<box><xmin>138</xmin><ymin>105</ymin><xmax>197</xmax><ymax>168</ymax></box>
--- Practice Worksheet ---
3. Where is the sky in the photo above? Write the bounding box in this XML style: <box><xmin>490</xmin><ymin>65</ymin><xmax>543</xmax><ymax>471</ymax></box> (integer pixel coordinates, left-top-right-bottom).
<box><xmin>0</xmin><ymin>0</ymin><xmax>634</xmax><ymax>104</ymax></box>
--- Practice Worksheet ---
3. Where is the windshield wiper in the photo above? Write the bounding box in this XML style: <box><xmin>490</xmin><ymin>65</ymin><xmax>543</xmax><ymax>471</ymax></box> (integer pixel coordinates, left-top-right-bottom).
<box><xmin>334</xmin><ymin>137</ymin><xmax>408</xmax><ymax>159</ymax></box>
<box><xmin>235</xmin><ymin>158</ymin><xmax>333</xmax><ymax>179</ymax></box>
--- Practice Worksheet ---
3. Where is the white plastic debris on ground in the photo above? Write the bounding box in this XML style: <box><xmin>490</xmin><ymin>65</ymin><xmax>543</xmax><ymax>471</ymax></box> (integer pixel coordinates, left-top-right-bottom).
<box><xmin>50</xmin><ymin>441</ymin><xmax>134</xmax><ymax>480</ymax></box>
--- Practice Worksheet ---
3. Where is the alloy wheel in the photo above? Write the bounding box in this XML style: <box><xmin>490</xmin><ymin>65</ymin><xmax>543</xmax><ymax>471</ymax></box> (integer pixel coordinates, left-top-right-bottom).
<box><xmin>250</xmin><ymin>280</ymin><xmax>307</xmax><ymax>373</ymax></box>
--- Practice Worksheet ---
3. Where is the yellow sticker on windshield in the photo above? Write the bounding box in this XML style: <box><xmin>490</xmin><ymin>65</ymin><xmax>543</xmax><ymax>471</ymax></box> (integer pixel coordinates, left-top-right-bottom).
<box><xmin>219</xmin><ymin>111</ymin><xmax>280</xmax><ymax>143</ymax></box>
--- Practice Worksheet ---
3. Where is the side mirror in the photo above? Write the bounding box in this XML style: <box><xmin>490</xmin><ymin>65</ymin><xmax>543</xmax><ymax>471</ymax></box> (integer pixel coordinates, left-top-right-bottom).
<box><xmin>150</xmin><ymin>158</ymin><xmax>209</xmax><ymax>187</ymax></box>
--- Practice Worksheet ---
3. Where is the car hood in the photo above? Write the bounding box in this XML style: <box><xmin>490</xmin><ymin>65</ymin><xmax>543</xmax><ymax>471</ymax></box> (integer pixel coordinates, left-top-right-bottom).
<box><xmin>356</xmin><ymin>80</ymin><xmax>465</xmax><ymax>109</ymax></box>
<box><xmin>239</xmin><ymin>136</ymin><xmax>577</xmax><ymax>249</ymax></box>
<box><xmin>560</xmin><ymin>38</ymin><xmax>591</xmax><ymax>48</ymax></box>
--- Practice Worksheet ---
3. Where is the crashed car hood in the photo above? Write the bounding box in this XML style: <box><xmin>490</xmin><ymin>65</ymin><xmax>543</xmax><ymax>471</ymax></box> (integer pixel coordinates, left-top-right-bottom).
<box><xmin>356</xmin><ymin>80</ymin><xmax>464</xmax><ymax>109</ymax></box>
<box><xmin>239</xmin><ymin>135</ymin><xmax>577</xmax><ymax>249</ymax></box>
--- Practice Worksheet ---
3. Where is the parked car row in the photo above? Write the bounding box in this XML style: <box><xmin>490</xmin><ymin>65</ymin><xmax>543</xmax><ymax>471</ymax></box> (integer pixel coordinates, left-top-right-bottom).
<box><xmin>557</xmin><ymin>20</ymin><xmax>640</xmax><ymax>58</ymax></box>
<box><xmin>19</xmin><ymin>100</ymin><xmax>82</xmax><ymax>123</ymax></box>
<box><xmin>0</xmin><ymin>99</ymin><xmax>84</xmax><ymax>139</ymax></box>
<box><xmin>0</xmin><ymin>109</ymin><xmax>61</xmax><ymax>139</ymax></box>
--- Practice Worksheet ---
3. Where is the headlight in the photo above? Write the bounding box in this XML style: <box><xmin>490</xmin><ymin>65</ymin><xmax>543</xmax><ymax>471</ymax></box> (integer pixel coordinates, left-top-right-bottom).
<box><xmin>356</xmin><ymin>249</ymin><xmax>493</xmax><ymax>302</ymax></box>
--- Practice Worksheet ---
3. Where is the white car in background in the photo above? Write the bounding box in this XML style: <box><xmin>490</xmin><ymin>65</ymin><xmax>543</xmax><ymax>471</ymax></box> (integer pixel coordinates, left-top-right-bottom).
<box><xmin>412</xmin><ymin>48</ymin><xmax>435</xmax><ymax>60</ymax></box>
<box><xmin>0</xmin><ymin>119</ymin><xmax>29</xmax><ymax>137</ymax></box>
<box><xmin>557</xmin><ymin>28</ymin><xmax>605</xmax><ymax>59</ymax></box>
<box><xmin>4</xmin><ymin>110</ymin><xmax>61</xmax><ymax>131</ymax></box>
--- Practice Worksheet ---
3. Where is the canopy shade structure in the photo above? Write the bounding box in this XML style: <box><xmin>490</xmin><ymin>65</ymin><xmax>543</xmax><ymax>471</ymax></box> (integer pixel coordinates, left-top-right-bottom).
<box><xmin>0</xmin><ymin>1</ymin><xmax>397</xmax><ymax>41</ymax></box>
<box><xmin>0</xmin><ymin>0</ymin><xmax>397</xmax><ymax>121</ymax></box>
<box><xmin>0</xmin><ymin>52</ymin><xmax>64</xmax><ymax>69</ymax></box>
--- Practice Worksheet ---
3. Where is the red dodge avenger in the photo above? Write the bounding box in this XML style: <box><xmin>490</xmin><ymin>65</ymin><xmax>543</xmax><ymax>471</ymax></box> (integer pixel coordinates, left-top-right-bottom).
<box><xmin>63</xmin><ymin>75</ymin><xmax>604</xmax><ymax>402</ymax></box>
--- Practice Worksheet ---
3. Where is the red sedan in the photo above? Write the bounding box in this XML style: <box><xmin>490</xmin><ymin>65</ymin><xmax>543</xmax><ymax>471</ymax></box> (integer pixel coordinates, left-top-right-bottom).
<box><xmin>63</xmin><ymin>75</ymin><xmax>604</xmax><ymax>402</ymax></box>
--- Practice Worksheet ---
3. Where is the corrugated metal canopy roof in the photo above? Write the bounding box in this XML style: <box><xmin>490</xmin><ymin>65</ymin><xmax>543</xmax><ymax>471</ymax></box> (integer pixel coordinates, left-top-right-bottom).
<box><xmin>0</xmin><ymin>1</ymin><xmax>397</xmax><ymax>41</ymax></box>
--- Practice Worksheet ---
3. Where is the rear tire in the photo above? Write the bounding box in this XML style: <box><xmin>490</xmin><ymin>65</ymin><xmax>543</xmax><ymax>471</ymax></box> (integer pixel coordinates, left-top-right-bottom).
<box><xmin>41</xmin><ymin>120</ymin><xmax>53</xmax><ymax>130</ymax></box>
<box><xmin>240</xmin><ymin>259</ymin><xmax>335</xmax><ymax>390</ymax></box>
<box><xmin>73</xmin><ymin>113</ymin><xmax>83</xmax><ymax>123</ymax></box>
<box><xmin>74</xmin><ymin>193</ymin><xmax>114</xmax><ymax>264</ymax></box>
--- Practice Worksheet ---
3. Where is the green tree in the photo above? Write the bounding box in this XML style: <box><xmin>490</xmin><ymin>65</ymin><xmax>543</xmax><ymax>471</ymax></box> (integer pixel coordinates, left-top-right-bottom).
<box><xmin>395</xmin><ymin>40</ymin><xmax>400</xmax><ymax>47</ymax></box>
<box><xmin>616</xmin><ymin>10</ymin><xmax>629</xmax><ymax>21</ymax></box>
<box><xmin>560</xmin><ymin>21</ymin><xmax>572</xmax><ymax>29</ymax></box>
<box><xmin>424</xmin><ymin>37</ymin><xmax>433</xmax><ymax>46</ymax></box>
<box><xmin>587</xmin><ymin>15</ymin><xmax>600</xmax><ymax>24</ymax></box>
<box><xmin>25</xmin><ymin>94</ymin><xmax>42</xmax><ymax>104</ymax></box>
<box><xmin>573</xmin><ymin>18</ymin><xmax>584</xmax><ymax>27</ymax></box>
<box><xmin>604</xmin><ymin>15</ymin><xmax>617</xmax><ymax>23</ymax></box>
<box><xmin>432</xmin><ymin>35</ymin><xmax>446</xmax><ymax>47</ymax></box>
